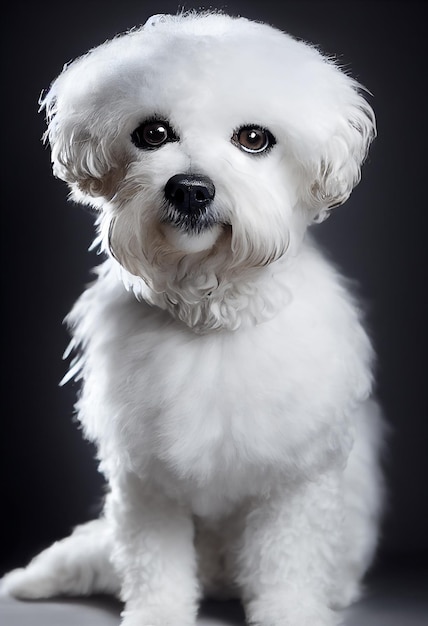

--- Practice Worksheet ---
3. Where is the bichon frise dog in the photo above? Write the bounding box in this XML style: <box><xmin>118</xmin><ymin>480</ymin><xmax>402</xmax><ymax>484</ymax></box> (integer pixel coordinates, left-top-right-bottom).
<box><xmin>2</xmin><ymin>11</ymin><xmax>385</xmax><ymax>626</ymax></box>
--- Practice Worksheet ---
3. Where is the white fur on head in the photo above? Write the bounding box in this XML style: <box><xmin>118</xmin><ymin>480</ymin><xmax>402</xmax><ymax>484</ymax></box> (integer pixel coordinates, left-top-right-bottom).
<box><xmin>39</xmin><ymin>11</ymin><xmax>375</xmax><ymax>326</ymax></box>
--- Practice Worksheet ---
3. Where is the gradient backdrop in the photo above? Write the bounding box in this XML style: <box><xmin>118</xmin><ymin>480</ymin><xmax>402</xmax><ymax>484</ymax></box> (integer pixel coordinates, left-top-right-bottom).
<box><xmin>2</xmin><ymin>0</ymin><xmax>427</xmax><ymax>582</ymax></box>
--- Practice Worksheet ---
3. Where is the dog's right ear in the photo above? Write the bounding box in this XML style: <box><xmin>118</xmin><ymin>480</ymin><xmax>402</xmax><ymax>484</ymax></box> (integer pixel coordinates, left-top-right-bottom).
<box><xmin>39</xmin><ymin>85</ymin><xmax>123</xmax><ymax>202</ymax></box>
<box><xmin>306</xmin><ymin>94</ymin><xmax>376</xmax><ymax>223</ymax></box>
<box><xmin>296</xmin><ymin>77</ymin><xmax>376</xmax><ymax>224</ymax></box>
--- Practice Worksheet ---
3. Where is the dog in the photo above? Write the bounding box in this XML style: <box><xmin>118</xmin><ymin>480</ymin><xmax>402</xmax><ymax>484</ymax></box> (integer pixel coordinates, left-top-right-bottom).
<box><xmin>2</xmin><ymin>11</ymin><xmax>385</xmax><ymax>626</ymax></box>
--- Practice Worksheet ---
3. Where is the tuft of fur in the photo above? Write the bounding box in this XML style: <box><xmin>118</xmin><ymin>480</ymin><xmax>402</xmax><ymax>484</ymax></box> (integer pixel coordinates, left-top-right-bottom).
<box><xmin>2</xmin><ymin>12</ymin><xmax>384</xmax><ymax>626</ymax></box>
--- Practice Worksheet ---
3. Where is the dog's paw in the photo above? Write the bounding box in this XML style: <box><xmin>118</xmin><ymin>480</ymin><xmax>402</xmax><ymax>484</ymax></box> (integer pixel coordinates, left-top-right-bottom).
<box><xmin>0</xmin><ymin>567</ymin><xmax>60</xmax><ymax>599</ymax></box>
<box><xmin>120</xmin><ymin>606</ymin><xmax>197</xmax><ymax>626</ymax></box>
<box><xmin>246</xmin><ymin>595</ymin><xmax>342</xmax><ymax>626</ymax></box>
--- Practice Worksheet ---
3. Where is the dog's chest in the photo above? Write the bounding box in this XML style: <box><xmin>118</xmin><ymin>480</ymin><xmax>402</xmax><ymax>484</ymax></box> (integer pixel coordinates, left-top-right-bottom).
<box><xmin>82</xmin><ymin>289</ymin><xmax>309</xmax><ymax>480</ymax></box>
<box><xmin>113</xmin><ymin>314</ymin><xmax>294</xmax><ymax>473</ymax></box>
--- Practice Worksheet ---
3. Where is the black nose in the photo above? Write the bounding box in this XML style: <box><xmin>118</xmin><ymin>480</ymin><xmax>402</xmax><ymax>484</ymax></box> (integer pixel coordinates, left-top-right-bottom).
<box><xmin>164</xmin><ymin>174</ymin><xmax>215</xmax><ymax>213</ymax></box>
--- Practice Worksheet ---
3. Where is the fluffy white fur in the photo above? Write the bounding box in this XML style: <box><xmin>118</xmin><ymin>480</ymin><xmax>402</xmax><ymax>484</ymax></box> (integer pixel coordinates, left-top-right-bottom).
<box><xmin>2</xmin><ymin>11</ymin><xmax>385</xmax><ymax>626</ymax></box>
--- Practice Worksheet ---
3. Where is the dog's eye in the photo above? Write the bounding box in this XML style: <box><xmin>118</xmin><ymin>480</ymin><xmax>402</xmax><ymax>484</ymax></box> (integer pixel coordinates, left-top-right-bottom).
<box><xmin>131</xmin><ymin>120</ymin><xmax>178</xmax><ymax>149</ymax></box>
<box><xmin>232</xmin><ymin>125</ymin><xmax>276</xmax><ymax>154</ymax></box>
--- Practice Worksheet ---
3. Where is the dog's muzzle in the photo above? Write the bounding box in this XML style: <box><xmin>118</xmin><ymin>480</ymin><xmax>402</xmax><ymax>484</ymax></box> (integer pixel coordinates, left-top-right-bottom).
<box><xmin>163</xmin><ymin>174</ymin><xmax>217</xmax><ymax>233</ymax></box>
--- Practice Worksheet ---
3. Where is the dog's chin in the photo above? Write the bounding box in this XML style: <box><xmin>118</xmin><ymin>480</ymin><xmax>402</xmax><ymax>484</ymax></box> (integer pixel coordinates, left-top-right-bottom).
<box><xmin>161</xmin><ymin>223</ymin><xmax>223</xmax><ymax>253</ymax></box>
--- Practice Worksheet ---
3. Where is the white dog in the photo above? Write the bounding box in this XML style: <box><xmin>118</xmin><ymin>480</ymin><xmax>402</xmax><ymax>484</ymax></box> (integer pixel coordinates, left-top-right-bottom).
<box><xmin>2</xmin><ymin>11</ymin><xmax>385</xmax><ymax>626</ymax></box>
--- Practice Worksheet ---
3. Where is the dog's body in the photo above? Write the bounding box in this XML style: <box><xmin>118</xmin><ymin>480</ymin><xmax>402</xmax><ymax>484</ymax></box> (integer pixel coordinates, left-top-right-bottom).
<box><xmin>2</xmin><ymin>12</ymin><xmax>385</xmax><ymax>626</ymax></box>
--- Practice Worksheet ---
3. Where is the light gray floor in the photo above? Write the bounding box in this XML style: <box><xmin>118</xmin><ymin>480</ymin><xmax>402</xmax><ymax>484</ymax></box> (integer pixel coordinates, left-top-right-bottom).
<box><xmin>1</xmin><ymin>568</ymin><xmax>427</xmax><ymax>625</ymax></box>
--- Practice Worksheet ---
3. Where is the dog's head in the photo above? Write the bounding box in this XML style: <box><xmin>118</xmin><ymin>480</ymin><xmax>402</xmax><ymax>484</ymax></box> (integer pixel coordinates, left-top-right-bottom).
<box><xmin>41</xmin><ymin>12</ymin><xmax>375</xmax><ymax>302</ymax></box>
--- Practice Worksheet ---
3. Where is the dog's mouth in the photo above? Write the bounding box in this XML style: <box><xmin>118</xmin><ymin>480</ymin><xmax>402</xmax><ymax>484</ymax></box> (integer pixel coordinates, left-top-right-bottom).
<box><xmin>160</xmin><ymin>206</ymin><xmax>226</xmax><ymax>254</ymax></box>
<box><xmin>161</xmin><ymin>202</ymin><xmax>221</xmax><ymax>234</ymax></box>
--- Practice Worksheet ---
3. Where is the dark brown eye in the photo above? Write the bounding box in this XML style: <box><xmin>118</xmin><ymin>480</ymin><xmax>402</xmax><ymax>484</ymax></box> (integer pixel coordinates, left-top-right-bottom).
<box><xmin>232</xmin><ymin>125</ymin><xmax>275</xmax><ymax>154</ymax></box>
<box><xmin>131</xmin><ymin>120</ymin><xmax>178</xmax><ymax>149</ymax></box>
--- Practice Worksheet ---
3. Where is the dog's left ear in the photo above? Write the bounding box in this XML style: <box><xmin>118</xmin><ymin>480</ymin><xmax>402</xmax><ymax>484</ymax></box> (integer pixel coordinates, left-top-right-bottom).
<box><xmin>303</xmin><ymin>89</ymin><xmax>376</xmax><ymax>223</ymax></box>
<box><xmin>39</xmin><ymin>84</ymin><xmax>124</xmax><ymax>202</ymax></box>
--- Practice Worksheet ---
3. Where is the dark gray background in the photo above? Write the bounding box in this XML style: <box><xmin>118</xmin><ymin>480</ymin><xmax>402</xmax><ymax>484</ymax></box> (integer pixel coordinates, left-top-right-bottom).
<box><xmin>2</xmin><ymin>0</ymin><xmax>427</xmax><ymax>582</ymax></box>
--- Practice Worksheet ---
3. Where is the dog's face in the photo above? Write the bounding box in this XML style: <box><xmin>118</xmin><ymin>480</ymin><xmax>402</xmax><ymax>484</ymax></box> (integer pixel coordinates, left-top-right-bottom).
<box><xmin>41</xmin><ymin>12</ymin><xmax>375</xmax><ymax>293</ymax></box>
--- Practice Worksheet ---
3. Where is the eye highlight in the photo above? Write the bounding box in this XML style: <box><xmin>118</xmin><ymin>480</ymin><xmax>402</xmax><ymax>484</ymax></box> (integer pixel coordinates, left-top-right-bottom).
<box><xmin>131</xmin><ymin>119</ymin><xmax>178</xmax><ymax>149</ymax></box>
<box><xmin>232</xmin><ymin>125</ymin><xmax>276</xmax><ymax>155</ymax></box>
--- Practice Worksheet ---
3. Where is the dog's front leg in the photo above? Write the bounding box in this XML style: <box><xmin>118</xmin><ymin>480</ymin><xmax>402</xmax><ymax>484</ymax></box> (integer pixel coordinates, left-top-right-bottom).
<box><xmin>107</xmin><ymin>472</ymin><xmax>199</xmax><ymax>626</ymax></box>
<box><xmin>237</xmin><ymin>471</ymin><xmax>344</xmax><ymax>626</ymax></box>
